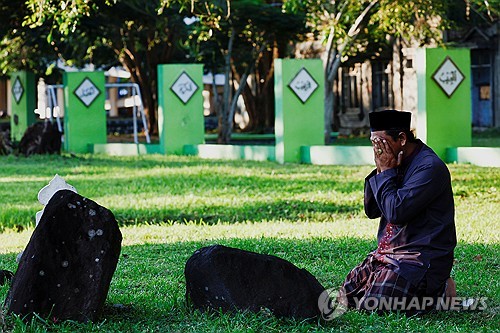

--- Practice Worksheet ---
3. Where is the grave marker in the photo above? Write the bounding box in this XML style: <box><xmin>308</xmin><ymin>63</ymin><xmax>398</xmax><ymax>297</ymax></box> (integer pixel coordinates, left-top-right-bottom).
<box><xmin>10</xmin><ymin>71</ymin><xmax>36</xmax><ymax>142</ymax></box>
<box><xmin>416</xmin><ymin>48</ymin><xmax>471</xmax><ymax>160</ymax></box>
<box><xmin>157</xmin><ymin>64</ymin><xmax>204</xmax><ymax>154</ymax></box>
<box><xmin>63</xmin><ymin>72</ymin><xmax>106</xmax><ymax>153</ymax></box>
<box><xmin>274</xmin><ymin>59</ymin><xmax>324</xmax><ymax>164</ymax></box>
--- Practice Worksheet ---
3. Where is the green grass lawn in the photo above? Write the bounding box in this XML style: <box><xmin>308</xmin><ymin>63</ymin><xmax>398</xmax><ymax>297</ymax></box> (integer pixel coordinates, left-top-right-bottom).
<box><xmin>472</xmin><ymin>128</ymin><xmax>500</xmax><ymax>147</ymax></box>
<box><xmin>0</xmin><ymin>154</ymin><xmax>498</xmax><ymax>332</ymax></box>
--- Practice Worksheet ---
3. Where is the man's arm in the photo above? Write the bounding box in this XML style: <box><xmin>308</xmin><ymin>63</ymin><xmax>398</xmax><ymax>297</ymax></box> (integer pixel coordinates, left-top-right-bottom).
<box><xmin>364</xmin><ymin>169</ymin><xmax>382</xmax><ymax>218</ymax></box>
<box><xmin>368</xmin><ymin>160</ymin><xmax>449</xmax><ymax>225</ymax></box>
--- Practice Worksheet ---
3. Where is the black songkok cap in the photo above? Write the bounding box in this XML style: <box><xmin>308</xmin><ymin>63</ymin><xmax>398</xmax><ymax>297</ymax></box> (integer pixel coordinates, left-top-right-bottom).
<box><xmin>369</xmin><ymin>110</ymin><xmax>411</xmax><ymax>132</ymax></box>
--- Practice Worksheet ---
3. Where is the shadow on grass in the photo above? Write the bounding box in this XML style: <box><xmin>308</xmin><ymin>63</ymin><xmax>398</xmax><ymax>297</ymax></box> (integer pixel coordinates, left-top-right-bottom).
<box><xmin>1</xmin><ymin>153</ymin><xmax>333</xmax><ymax>177</ymax></box>
<box><xmin>0</xmin><ymin>164</ymin><xmax>366</xmax><ymax>231</ymax></box>
<box><xmin>2</xmin><ymin>154</ymin><xmax>498</xmax><ymax>232</ymax></box>
<box><xmin>0</xmin><ymin>198</ymin><xmax>364</xmax><ymax>232</ymax></box>
<box><xmin>4</xmin><ymin>176</ymin><xmax>496</xmax><ymax>233</ymax></box>
<box><xmin>112</xmin><ymin>200</ymin><xmax>363</xmax><ymax>226</ymax></box>
<box><xmin>0</xmin><ymin>237</ymin><xmax>497</xmax><ymax>332</ymax></box>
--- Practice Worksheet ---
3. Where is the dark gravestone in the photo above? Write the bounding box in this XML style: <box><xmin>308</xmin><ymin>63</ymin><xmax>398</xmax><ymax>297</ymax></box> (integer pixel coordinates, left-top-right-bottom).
<box><xmin>0</xmin><ymin>130</ymin><xmax>13</xmax><ymax>155</ymax></box>
<box><xmin>5</xmin><ymin>190</ymin><xmax>122</xmax><ymax>322</ymax></box>
<box><xmin>0</xmin><ymin>270</ymin><xmax>13</xmax><ymax>285</ymax></box>
<box><xmin>18</xmin><ymin>122</ymin><xmax>61</xmax><ymax>156</ymax></box>
<box><xmin>185</xmin><ymin>245</ymin><xmax>325</xmax><ymax>319</ymax></box>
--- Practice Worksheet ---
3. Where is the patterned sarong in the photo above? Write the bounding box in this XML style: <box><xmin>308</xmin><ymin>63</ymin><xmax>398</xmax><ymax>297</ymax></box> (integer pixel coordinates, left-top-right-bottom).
<box><xmin>341</xmin><ymin>255</ymin><xmax>426</xmax><ymax>314</ymax></box>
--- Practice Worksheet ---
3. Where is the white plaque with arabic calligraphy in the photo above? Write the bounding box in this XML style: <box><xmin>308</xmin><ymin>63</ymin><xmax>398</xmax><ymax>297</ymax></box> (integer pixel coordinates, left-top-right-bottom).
<box><xmin>74</xmin><ymin>78</ymin><xmax>101</xmax><ymax>107</ymax></box>
<box><xmin>12</xmin><ymin>77</ymin><xmax>24</xmax><ymax>104</ymax></box>
<box><xmin>171</xmin><ymin>72</ymin><xmax>199</xmax><ymax>104</ymax></box>
<box><xmin>288</xmin><ymin>68</ymin><xmax>319</xmax><ymax>103</ymax></box>
<box><xmin>432</xmin><ymin>57</ymin><xmax>465</xmax><ymax>98</ymax></box>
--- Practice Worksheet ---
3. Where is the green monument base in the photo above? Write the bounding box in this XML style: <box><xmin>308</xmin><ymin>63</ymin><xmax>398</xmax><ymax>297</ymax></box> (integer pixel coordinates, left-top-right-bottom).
<box><xmin>446</xmin><ymin>147</ymin><xmax>500</xmax><ymax>167</ymax></box>
<box><xmin>301</xmin><ymin>146</ymin><xmax>375</xmax><ymax>165</ymax></box>
<box><xmin>63</xmin><ymin>71</ymin><xmax>107</xmax><ymax>153</ymax></box>
<box><xmin>157</xmin><ymin>64</ymin><xmax>204</xmax><ymax>155</ymax></box>
<box><xmin>184</xmin><ymin>144</ymin><xmax>275</xmax><ymax>162</ymax></box>
<box><xmin>274</xmin><ymin>59</ymin><xmax>324</xmax><ymax>164</ymax></box>
<box><xmin>10</xmin><ymin>71</ymin><xmax>36</xmax><ymax>142</ymax></box>
<box><xmin>416</xmin><ymin>48</ymin><xmax>472</xmax><ymax>160</ymax></box>
<box><xmin>92</xmin><ymin>143</ymin><xmax>162</xmax><ymax>156</ymax></box>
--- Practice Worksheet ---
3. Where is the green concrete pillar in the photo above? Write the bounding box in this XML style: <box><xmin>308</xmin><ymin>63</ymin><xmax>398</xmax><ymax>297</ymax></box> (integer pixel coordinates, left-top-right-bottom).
<box><xmin>274</xmin><ymin>59</ymin><xmax>324</xmax><ymax>164</ymax></box>
<box><xmin>10</xmin><ymin>71</ymin><xmax>36</xmax><ymax>142</ymax></box>
<box><xmin>63</xmin><ymin>71</ymin><xmax>106</xmax><ymax>153</ymax></box>
<box><xmin>157</xmin><ymin>64</ymin><xmax>204</xmax><ymax>155</ymax></box>
<box><xmin>416</xmin><ymin>48</ymin><xmax>471</xmax><ymax>160</ymax></box>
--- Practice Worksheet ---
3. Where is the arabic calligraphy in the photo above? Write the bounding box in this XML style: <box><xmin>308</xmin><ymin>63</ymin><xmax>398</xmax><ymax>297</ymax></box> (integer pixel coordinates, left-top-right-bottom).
<box><xmin>438</xmin><ymin>70</ymin><xmax>458</xmax><ymax>85</ymax></box>
<box><xmin>74</xmin><ymin>78</ymin><xmax>101</xmax><ymax>107</ymax></box>
<box><xmin>432</xmin><ymin>57</ymin><xmax>465</xmax><ymax>98</ymax></box>
<box><xmin>178</xmin><ymin>81</ymin><xmax>194</xmax><ymax>95</ymax></box>
<box><xmin>294</xmin><ymin>80</ymin><xmax>312</xmax><ymax>92</ymax></box>
<box><xmin>80</xmin><ymin>86</ymin><xmax>96</xmax><ymax>97</ymax></box>
<box><xmin>12</xmin><ymin>78</ymin><xmax>24</xmax><ymax>103</ymax></box>
<box><xmin>288</xmin><ymin>68</ymin><xmax>319</xmax><ymax>103</ymax></box>
<box><xmin>12</xmin><ymin>84</ymin><xmax>23</xmax><ymax>95</ymax></box>
<box><xmin>171</xmin><ymin>72</ymin><xmax>199</xmax><ymax>104</ymax></box>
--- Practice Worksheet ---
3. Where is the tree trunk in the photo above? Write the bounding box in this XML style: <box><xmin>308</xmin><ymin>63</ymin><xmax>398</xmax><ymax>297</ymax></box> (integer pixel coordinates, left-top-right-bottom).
<box><xmin>124</xmin><ymin>66</ymin><xmax>157</xmax><ymax>136</ymax></box>
<box><xmin>218</xmin><ymin>28</ymin><xmax>235</xmax><ymax>144</ymax></box>
<box><xmin>116</xmin><ymin>47</ymin><xmax>159</xmax><ymax>136</ymax></box>
<box><xmin>252</xmin><ymin>82</ymin><xmax>274</xmax><ymax>132</ymax></box>
<box><xmin>227</xmin><ymin>71</ymin><xmax>250</xmax><ymax>135</ymax></box>
<box><xmin>324</xmin><ymin>77</ymin><xmax>335</xmax><ymax>144</ymax></box>
<box><xmin>260</xmin><ymin>47</ymin><xmax>277</xmax><ymax>131</ymax></box>
<box><xmin>211</xmin><ymin>66</ymin><xmax>220</xmax><ymax>116</ymax></box>
<box><xmin>323</xmin><ymin>0</ymin><xmax>379</xmax><ymax>143</ymax></box>
<box><xmin>240</xmin><ymin>78</ymin><xmax>273</xmax><ymax>132</ymax></box>
<box><xmin>218</xmin><ymin>34</ymin><xmax>268</xmax><ymax>142</ymax></box>
<box><xmin>324</xmin><ymin>60</ymin><xmax>342</xmax><ymax>143</ymax></box>
<box><xmin>324</xmin><ymin>32</ymin><xmax>341</xmax><ymax>144</ymax></box>
<box><xmin>232</xmin><ymin>45</ymin><xmax>274</xmax><ymax>133</ymax></box>
<box><xmin>226</xmin><ymin>42</ymin><xmax>267</xmax><ymax>137</ymax></box>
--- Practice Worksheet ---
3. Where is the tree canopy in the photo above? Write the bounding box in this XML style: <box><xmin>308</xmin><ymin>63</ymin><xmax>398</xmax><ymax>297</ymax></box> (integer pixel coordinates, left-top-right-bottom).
<box><xmin>2</xmin><ymin>0</ymin><xmax>192</xmax><ymax>133</ymax></box>
<box><xmin>187</xmin><ymin>0</ymin><xmax>307</xmax><ymax>142</ymax></box>
<box><xmin>0</xmin><ymin>0</ymin><xmax>498</xmax><ymax>139</ymax></box>
<box><xmin>283</xmin><ymin>0</ymin><xmax>498</xmax><ymax>140</ymax></box>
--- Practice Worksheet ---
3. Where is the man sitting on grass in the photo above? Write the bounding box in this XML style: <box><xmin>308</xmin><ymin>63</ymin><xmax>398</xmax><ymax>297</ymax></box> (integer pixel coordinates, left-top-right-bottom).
<box><xmin>341</xmin><ymin>110</ymin><xmax>457</xmax><ymax>314</ymax></box>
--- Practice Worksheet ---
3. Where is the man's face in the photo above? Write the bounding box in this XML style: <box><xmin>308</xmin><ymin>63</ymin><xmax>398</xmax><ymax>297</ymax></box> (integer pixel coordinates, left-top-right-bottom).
<box><xmin>370</xmin><ymin>131</ymin><xmax>401</xmax><ymax>156</ymax></box>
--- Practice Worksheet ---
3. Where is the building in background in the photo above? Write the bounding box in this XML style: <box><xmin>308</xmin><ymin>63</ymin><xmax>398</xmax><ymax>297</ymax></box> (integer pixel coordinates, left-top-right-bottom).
<box><xmin>296</xmin><ymin>21</ymin><xmax>499</xmax><ymax>136</ymax></box>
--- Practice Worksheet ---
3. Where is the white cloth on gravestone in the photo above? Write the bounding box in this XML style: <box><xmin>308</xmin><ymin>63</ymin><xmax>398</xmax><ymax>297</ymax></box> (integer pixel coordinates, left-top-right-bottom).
<box><xmin>35</xmin><ymin>174</ymin><xmax>77</xmax><ymax>226</ymax></box>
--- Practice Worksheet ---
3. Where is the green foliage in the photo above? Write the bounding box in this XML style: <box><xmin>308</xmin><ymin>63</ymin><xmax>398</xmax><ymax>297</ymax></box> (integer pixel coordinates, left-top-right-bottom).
<box><xmin>0</xmin><ymin>2</ymin><xmax>57</xmax><ymax>76</ymax></box>
<box><xmin>20</xmin><ymin>0</ymin><xmax>191</xmax><ymax>70</ymax></box>
<box><xmin>0</xmin><ymin>154</ymin><xmax>498</xmax><ymax>332</ymax></box>
<box><xmin>189</xmin><ymin>0</ymin><xmax>306</xmax><ymax>78</ymax></box>
<box><xmin>284</xmin><ymin>0</ymin><xmax>448</xmax><ymax>60</ymax></box>
<box><xmin>186</xmin><ymin>0</ymin><xmax>307</xmax><ymax>138</ymax></box>
<box><xmin>0</xmin><ymin>0</ymin><xmax>195</xmax><ymax>131</ymax></box>
<box><xmin>447</xmin><ymin>0</ymin><xmax>499</xmax><ymax>26</ymax></box>
<box><xmin>284</xmin><ymin>0</ymin><xmax>498</xmax><ymax>61</ymax></box>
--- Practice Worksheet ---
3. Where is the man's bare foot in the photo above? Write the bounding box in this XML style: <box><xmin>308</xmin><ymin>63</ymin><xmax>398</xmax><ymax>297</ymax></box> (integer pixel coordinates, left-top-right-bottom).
<box><xmin>445</xmin><ymin>277</ymin><xmax>456</xmax><ymax>297</ymax></box>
